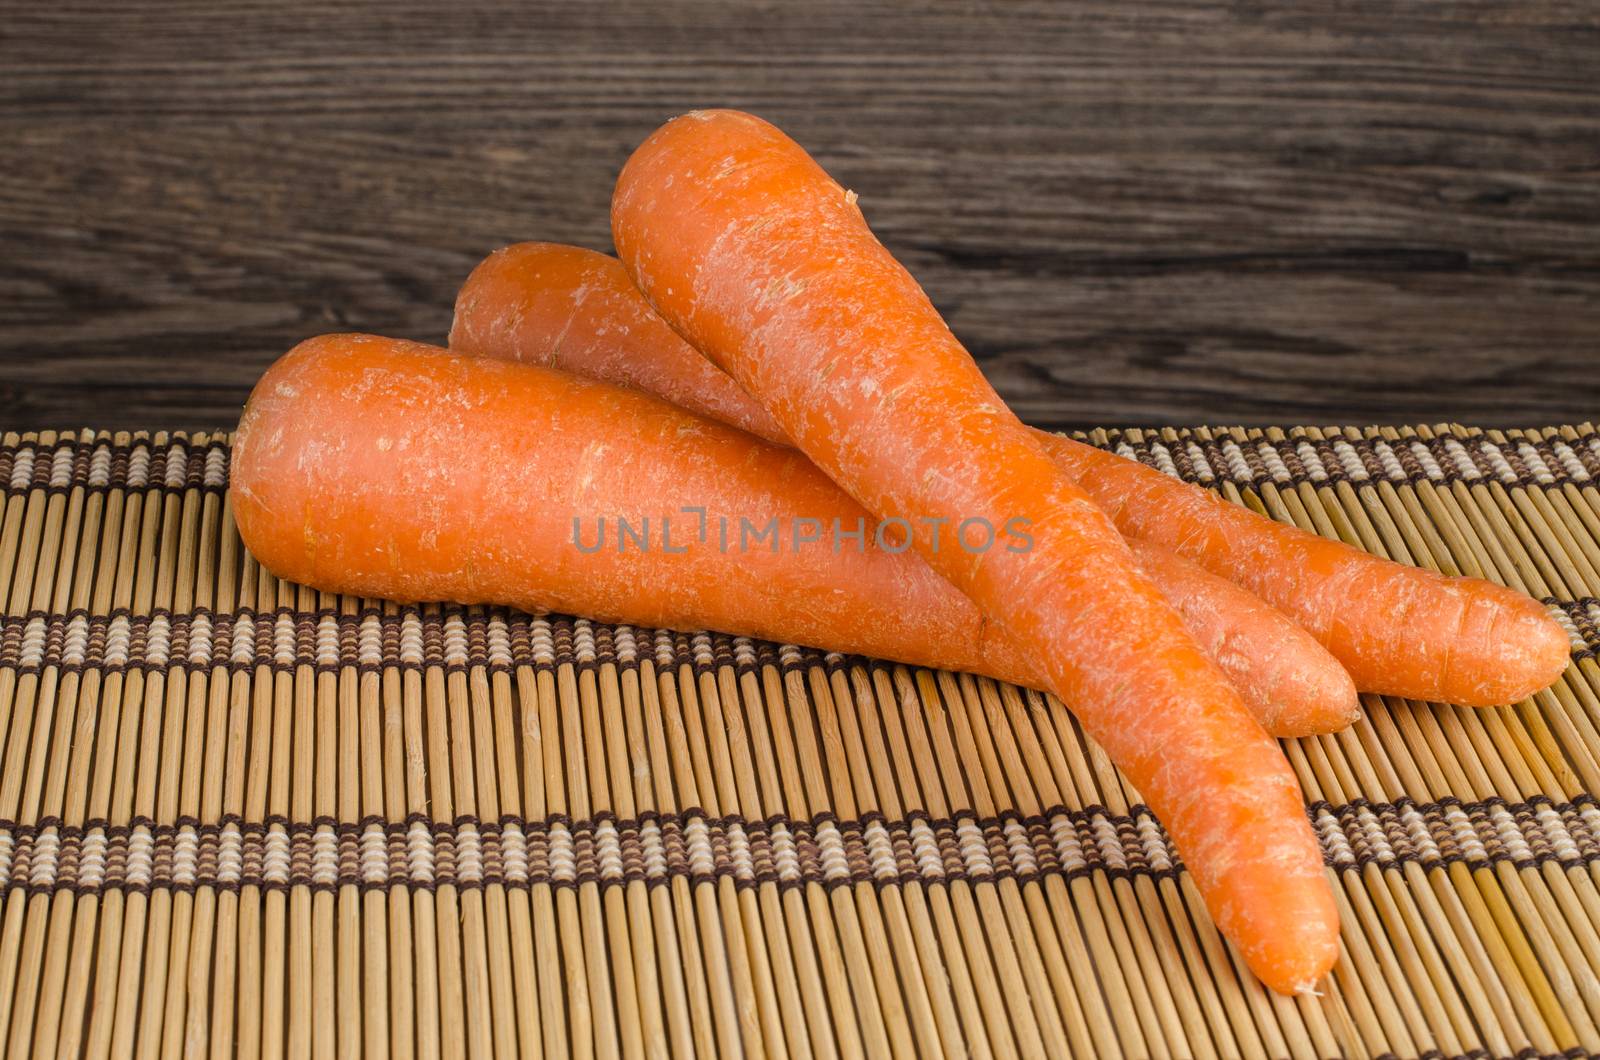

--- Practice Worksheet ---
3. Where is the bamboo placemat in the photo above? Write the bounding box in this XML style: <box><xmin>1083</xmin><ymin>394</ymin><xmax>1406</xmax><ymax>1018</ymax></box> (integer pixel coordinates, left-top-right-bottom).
<box><xmin>0</xmin><ymin>425</ymin><xmax>1598</xmax><ymax>1060</ymax></box>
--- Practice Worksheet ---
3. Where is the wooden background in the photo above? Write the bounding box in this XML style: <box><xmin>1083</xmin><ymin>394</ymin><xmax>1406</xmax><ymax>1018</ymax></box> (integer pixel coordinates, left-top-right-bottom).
<box><xmin>2</xmin><ymin>1</ymin><xmax>1597</xmax><ymax>430</ymax></box>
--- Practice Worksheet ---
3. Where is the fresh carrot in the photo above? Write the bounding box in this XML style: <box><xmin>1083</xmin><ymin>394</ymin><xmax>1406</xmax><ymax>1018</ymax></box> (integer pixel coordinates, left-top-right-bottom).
<box><xmin>456</xmin><ymin>240</ymin><xmax>1568</xmax><ymax>708</ymax></box>
<box><xmin>233</xmin><ymin>336</ymin><xmax>1057</xmax><ymax>688</ymax></box>
<box><xmin>451</xmin><ymin>241</ymin><xmax>790</xmax><ymax>447</ymax></box>
<box><xmin>236</xmin><ymin>334</ymin><xmax>1347</xmax><ymax>738</ymax></box>
<box><xmin>1030</xmin><ymin>435</ymin><xmax>1571</xmax><ymax>705</ymax></box>
<box><xmin>612</xmin><ymin>109</ymin><xmax>1337</xmax><ymax>993</ymax></box>
<box><xmin>452</xmin><ymin>240</ymin><xmax>1359</xmax><ymax>735</ymax></box>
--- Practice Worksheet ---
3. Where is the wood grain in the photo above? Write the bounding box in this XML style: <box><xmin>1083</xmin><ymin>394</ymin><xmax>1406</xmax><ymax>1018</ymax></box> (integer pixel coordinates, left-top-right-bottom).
<box><xmin>2</xmin><ymin>1</ymin><xmax>1597</xmax><ymax>429</ymax></box>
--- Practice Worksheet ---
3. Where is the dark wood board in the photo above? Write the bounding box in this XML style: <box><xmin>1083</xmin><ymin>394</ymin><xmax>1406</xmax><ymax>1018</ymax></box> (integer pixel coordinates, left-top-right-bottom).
<box><xmin>2</xmin><ymin>1</ymin><xmax>1597</xmax><ymax>430</ymax></box>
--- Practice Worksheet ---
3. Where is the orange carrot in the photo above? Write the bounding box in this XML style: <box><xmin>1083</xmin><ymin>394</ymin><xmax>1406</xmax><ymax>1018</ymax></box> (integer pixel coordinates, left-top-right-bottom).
<box><xmin>455</xmin><ymin>240</ymin><xmax>1568</xmax><ymax>708</ymax></box>
<box><xmin>236</xmin><ymin>334</ymin><xmax>1347</xmax><ymax>738</ymax></box>
<box><xmin>612</xmin><ymin>109</ymin><xmax>1337</xmax><ymax>993</ymax></box>
<box><xmin>1031</xmin><ymin>435</ymin><xmax>1570</xmax><ymax>705</ymax></box>
<box><xmin>233</xmin><ymin>336</ymin><xmax>1061</xmax><ymax>687</ymax></box>
<box><xmin>452</xmin><ymin>241</ymin><xmax>1359</xmax><ymax>736</ymax></box>
<box><xmin>452</xmin><ymin>242</ymin><xmax>789</xmax><ymax>446</ymax></box>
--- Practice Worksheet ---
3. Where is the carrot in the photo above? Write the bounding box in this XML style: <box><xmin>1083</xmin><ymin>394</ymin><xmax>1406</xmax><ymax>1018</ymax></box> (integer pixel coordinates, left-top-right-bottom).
<box><xmin>451</xmin><ymin>241</ymin><xmax>790</xmax><ymax>447</ymax></box>
<box><xmin>456</xmin><ymin>240</ymin><xmax>1568</xmax><ymax>708</ymax></box>
<box><xmin>233</xmin><ymin>336</ymin><xmax>1058</xmax><ymax>688</ymax></box>
<box><xmin>611</xmin><ymin>109</ymin><xmax>1337</xmax><ymax>994</ymax></box>
<box><xmin>1031</xmin><ymin>435</ymin><xmax>1571</xmax><ymax>705</ymax></box>
<box><xmin>451</xmin><ymin>241</ymin><xmax>1359</xmax><ymax>736</ymax></box>
<box><xmin>236</xmin><ymin>333</ymin><xmax>1346</xmax><ymax>739</ymax></box>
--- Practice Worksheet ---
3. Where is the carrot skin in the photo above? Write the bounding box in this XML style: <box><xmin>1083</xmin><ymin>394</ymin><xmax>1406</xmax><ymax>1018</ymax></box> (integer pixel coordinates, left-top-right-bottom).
<box><xmin>455</xmin><ymin>239</ymin><xmax>1566</xmax><ymax>708</ymax></box>
<box><xmin>232</xmin><ymin>336</ymin><xmax>1036</xmax><ymax>685</ymax></box>
<box><xmin>1033</xmin><ymin>435</ymin><xmax>1570</xmax><ymax>705</ymax></box>
<box><xmin>612</xmin><ymin>110</ymin><xmax>1337</xmax><ymax>994</ymax></box>
<box><xmin>236</xmin><ymin>335</ymin><xmax>1344</xmax><ymax>739</ymax></box>
<box><xmin>450</xmin><ymin>241</ymin><xmax>790</xmax><ymax>446</ymax></box>
<box><xmin>451</xmin><ymin>241</ymin><xmax>1359</xmax><ymax>736</ymax></box>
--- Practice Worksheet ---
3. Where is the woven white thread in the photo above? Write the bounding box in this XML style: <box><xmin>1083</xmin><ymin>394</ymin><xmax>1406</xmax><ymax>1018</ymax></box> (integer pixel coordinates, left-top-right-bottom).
<box><xmin>573</xmin><ymin>619</ymin><xmax>597</xmax><ymax>665</ymax></box>
<box><xmin>548</xmin><ymin>822</ymin><xmax>576</xmax><ymax>884</ymax></box>
<box><xmin>690</xmin><ymin>632</ymin><xmax>715</xmax><ymax>670</ymax></box>
<box><xmin>595</xmin><ymin>819</ymin><xmax>625</xmax><ymax>882</ymax></box>
<box><xmin>1221</xmin><ymin>440</ymin><xmax>1253</xmax><ymax>483</ymax></box>
<box><xmin>187</xmin><ymin>612</ymin><xmax>213</xmax><ymax>666</ymax></box>
<box><xmin>144</xmin><ymin>613</ymin><xmax>171</xmax><ymax>668</ymax></box>
<box><xmin>78</xmin><ymin>831</ymin><xmax>109</xmax><ymax>889</ymax></box>
<box><xmin>501</xmin><ymin>823</ymin><xmax>529</xmax><ymax>883</ymax></box>
<box><xmin>486</xmin><ymin>616</ymin><xmax>512</xmax><ymax>668</ymax></box>
<box><xmin>161</xmin><ymin>443</ymin><xmax>187</xmax><ymax>488</ymax></box>
<box><xmin>1048</xmin><ymin>814</ymin><xmax>1086</xmax><ymax>873</ymax></box>
<box><xmin>87</xmin><ymin>445</ymin><xmax>113</xmax><ymax>488</ymax></box>
<box><xmin>1442</xmin><ymin>437</ymin><xmax>1482</xmax><ymax>479</ymax></box>
<box><xmin>8</xmin><ymin>449</ymin><xmax>34</xmax><ymax>490</ymax></box>
<box><xmin>125</xmin><ymin>828</ymin><xmax>154</xmax><ymax>887</ymax></box>
<box><xmin>1256</xmin><ymin>441</ymin><xmax>1292</xmax><ymax>482</ymax></box>
<box><xmin>406</xmin><ymin>821</ymin><xmax>434</xmax><ymax>883</ymax></box>
<box><xmin>612</xmin><ymin>625</ymin><xmax>638</xmax><ymax>665</ymax></box>
<box><xmin>910</xmin><ymin>818</ymin><xmax>945</xmax><ymax>878</ymax></box>
<box><xmin>1444</xmin><ymin>804</ymin><xmax>1487</xmax><ymax>862</ymax></box>
<box><xmin>1091</xmin><ymin>814</ymin><xmax>1127</xmax><ymax>872</ymax></box>
<box><xmin>50</xmin><ymin>444</ymin><xmax>75</xmax><ymax>489</ymax></box>
<box><xmin>530</xmin><ymin>618</ymin><xmax>557</xmax><ymax>667</ymax></box>
<box><xmin>310</xmin><ymin>830</ymin><xmax>338</xmax><ymax>887</ymax></box>
<box><xmin>1317</xmin><ymin>812</ymin><xmax>1355</xmax><ymax>868</ymax></box>
<box><xmin>217</xmin><ymin>823</ymin><xmax>243</xmax><ymax>885</ymax></box>
<box><xmin>1399</xmin><ymin>805</ymin><xmax>1440</xmax><ymax>862</ymax></box>
<box><xmin>273</xmin><ymin>613</ymin><xmax>296</xmax><ymax>667</ymax></box>
<box><xmin>361</xmin><ymin>827</ymin><xmax>388</xmax><ymax>885</ymax></box>
<box><xmin>203</xmin><ymin>446</ymin><xmax>228</xmax><ymax>488</ymax></box>
<box><xmin>1146</xmin><ymin>443</ymin><xmax>1180</xmax><ymax>479</ymax></box>
<box><xmin>864</xmin><ymin>820</ymin><xmax>899</xmax><ymax>882</ymax></box>
<box><xmin>263</xmin><ymin>829</ymin><xmax>291</xmax><ymax>886</ymax></box>
<box><xmin>28</xmin><ymin>830</ymin><xmax>59</xmax><ymax>888</ymax></box>
<box><xmin>61</xmin><ymin>614</ymin><xmax>89</xmax><ymax>667</ymax></box>
<box><xmin>315</xmin><ymin>614</ymin><xmax>340</xmax><ymax>668</ymax></box>
<box><xmin>455</xmin><ymin>827</ymin><xmax>483</xmax><ymax>885</ymax></box>
<box><xmin>1296</xmin><ymin>441</ymin><xmax>1329</xmax><ymax>482</ymax></box>
<box><xmin>1332</xmin><ymin>439</ymin><xmax>1370</xmax><ymax>480</ymax></box>
<box><xmin>1355</xmin><ymin>806</ymin><xmax>1394</xmax><ymax>865</ymax></box>
<box><xmin>230</xmin><ymin>613</ymin><xmax>256</xmax><ymax>666</ymax></box>
<box><xmin>19</xmin><ymin>615</ymin><xmax>47</xmax><ymax>668</ymax></box>
<box><xmin>1516</xmin><ymin>442</ymin><xmax>1556</xmax><ymax>485</ymax></box>
<box><xmin>722</xmin><ymin>821</ymin><xmax>752</xmax><ymax>883</ymax></box>
<box><xmin>1373</xmin><ymin>441</ymin><xmax>1406</xmax><ymax>481</ymax></box>
<box><xmin>1551</xmin><ymin>440</ymin><xmax>1592</xmax><ymax>481</ymax></box>
<box><xmin>399</xmin><ymin>612</ymin><xmax>424</xmax><ymax>667</ymax></box>
<box><xmin>171</xmin><ymin>827</ymin><xmax>199</xmax><ymax>886</ymax></box>
<box><xmin>104</xmin><ymin>614</ymin><xmax>131</xmax><ymax>667</ymax></box>
<box><xmin>1488</xmin><ymin>804</ymin><xmax>1533</xmax><ymax>863</ymax></box>
<box><xmin>1479</xmin><ymin>441</ymin><xmax>1520</xmax><ymax>486</ymax></box>
<box><xmin>769</xmin><ymin>824</ymin><xmax>800</xmax><ymax>884</ymax></box>
<box><xmin>815</xmin><ymin>821</ymin><xmax>851</xmax><ymax>883</ymax></box>
<box><xmin>956</xmin><ymin>818</ymin><xmax>992</xmax><ymax>875</ymax></box>
<box><xmin>1536</xmin><ymin>804</ymin><xmax>1580</xmax><ymax>862</ymax></box>
<box><xmin>442</xmin><ymin>613</ymin><xmax>468</xmax><ymax>668</ymax></box>
<box><xmin>358</xmin><ymin>614</ymin><xmax>383</xmax><ymax>667</ymax></box>
<box><xmin>126</xmin><ymin>445</ymin><xmax>150</xmax><ymax>489</ymax></box>
<box><xmin>1136</xmin><ymin>815</ymin><xmax>1174</xmax><ymax>873</ymax></box>
<box><xmin>1409</xmin><ymin>440</ymin><xmax>1446</xmax><ymax>480</ymax></box>
<box><xmin>1003</xmin><ymin>819</ymin><xmax>1037</xmax><ymax>875</ymax></box>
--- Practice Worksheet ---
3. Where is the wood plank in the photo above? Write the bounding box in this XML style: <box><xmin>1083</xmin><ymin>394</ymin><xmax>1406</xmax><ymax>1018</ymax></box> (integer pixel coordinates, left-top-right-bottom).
<box><xmin>2</xmin><ymin>1</ymin><xmax>1597</xmax><ymax>428</ymax></box>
